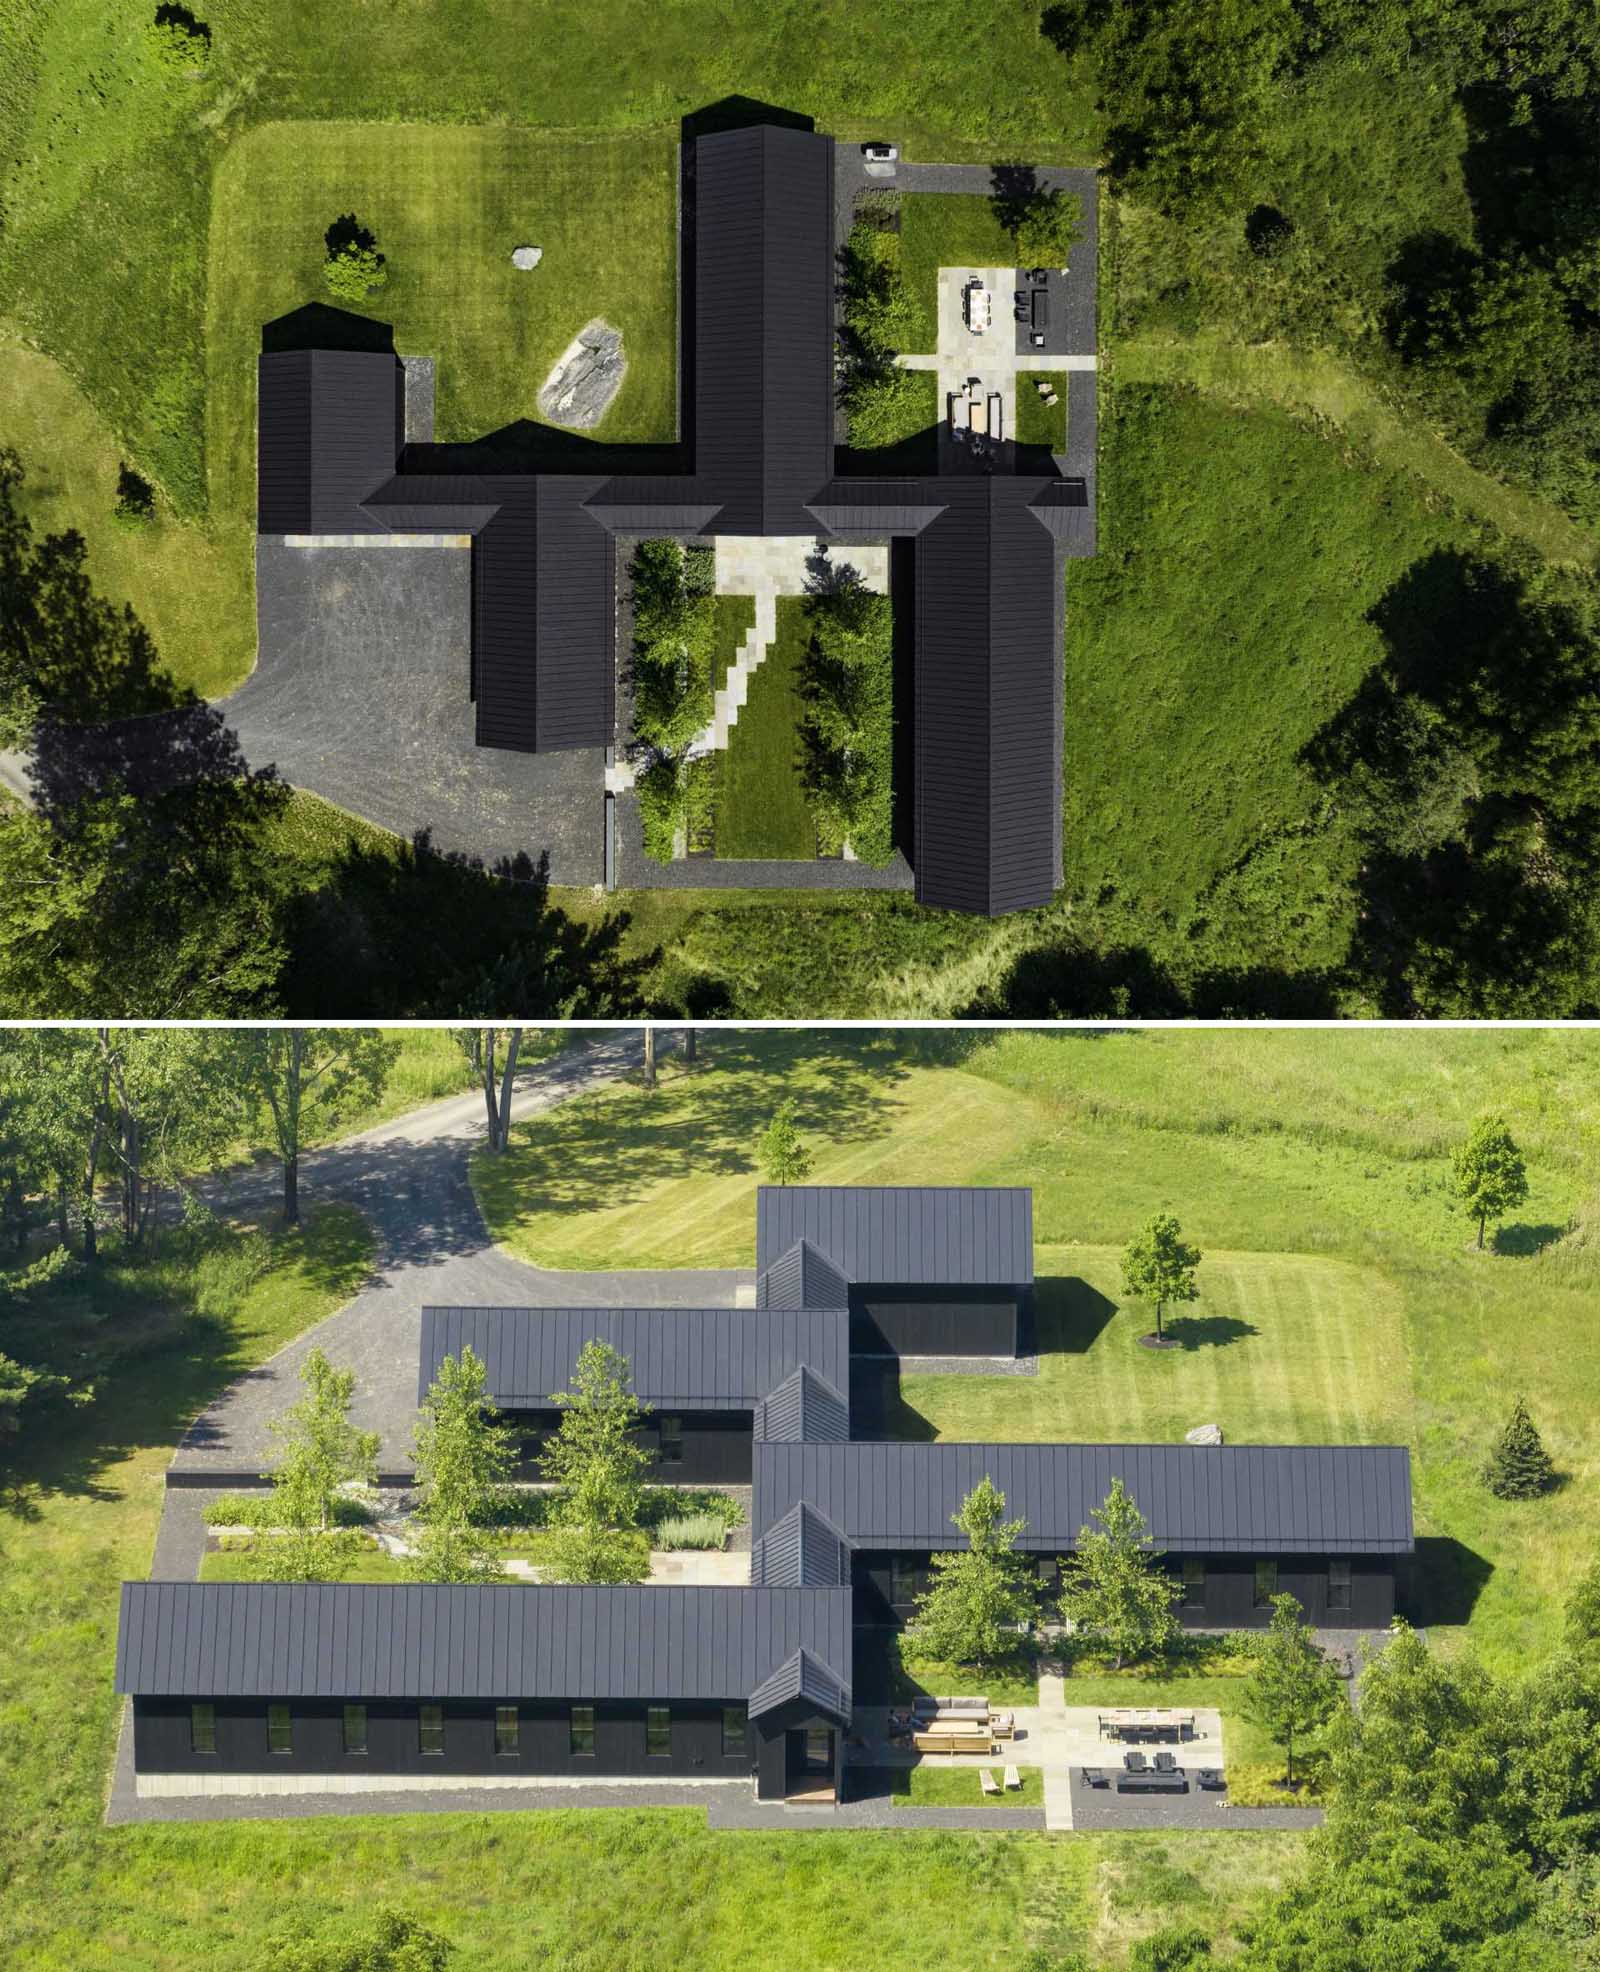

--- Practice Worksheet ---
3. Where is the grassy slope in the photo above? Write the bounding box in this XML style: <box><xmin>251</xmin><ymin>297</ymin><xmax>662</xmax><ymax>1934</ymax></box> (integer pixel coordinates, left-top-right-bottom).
<box><xmin>716</xmin><ymin>597</ymin><xmax>816</xmax><ymax>860</ymax></box>
<box><xmin>0</xmin><ymin>344</ymin><xmax>253</xmax><ymax>697</ymax></box>
<box><xmin>475</xmin><ymin>1027</ymin><xmax>1600</xmax><ymax>1670</ymax></box>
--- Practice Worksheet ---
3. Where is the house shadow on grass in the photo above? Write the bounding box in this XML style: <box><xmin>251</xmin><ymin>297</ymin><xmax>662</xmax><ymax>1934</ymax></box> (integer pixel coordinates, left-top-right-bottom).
<box><xmin>1409</xmin><ymin>1536</ymin><xmax>1494</xmax><ymax>1628</ymax></box>
<box><xmin>1032</xmin><ymin>1276</ymin><xmax>1119</xmax><ymax>1355</ymax></box>
<box><xmin>262</xmin><ymin>302</ymin><xmax>396</xmax><ymax>356</ymax></box>
<box><xmin>850</xmin><ymin>1360</ymin><xmax>938</xmax><ymax>1442</ymax></box>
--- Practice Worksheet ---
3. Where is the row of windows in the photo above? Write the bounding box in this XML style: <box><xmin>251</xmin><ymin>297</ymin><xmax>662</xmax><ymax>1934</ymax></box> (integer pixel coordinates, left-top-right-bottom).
<box><xmin>886</xmin><ymin>1558</ymin><xmax>1357</xmax><ymax>1610</ymax></box>
<box><xmin>189</xmin><ymin>1703</ymin><xmax>749</xmax><ymax>1758</ymax></box>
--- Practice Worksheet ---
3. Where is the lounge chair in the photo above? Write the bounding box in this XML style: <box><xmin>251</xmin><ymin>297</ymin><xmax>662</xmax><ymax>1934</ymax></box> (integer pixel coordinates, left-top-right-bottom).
<box><xmin>1003</xmin><ymin>1764</ymin><xmax>1022</xmax><ymax>1790</ymax></box>
<box><xmin>980</xmin><ymin>1768</ymin><xmax>1001</xmax><ymax>1797</ymax></box>
<box><xmin>1154</xmin><ymin>1751</ymin><xmax>1179</xmax><ymax>1774</ymax></box>
<box><xmin>990</xmin><ymin>1710</ymin><xmax>1016</xmax><ymax>1740</ymax></box>
<box><xmin>1123</xmin><ymin>1750</ymin><xmax>1149</xmax><ymax>1773</ymax></box>
<box><xmin>1197</xmin><ymin>1768</ymin><xmax>1226</xmax><ymax>1791</ymax></box>
<box><xmin>1081</xmin><ymin>1766</ymin><xmax>1108</xmax><ymax>1788</ymax></box>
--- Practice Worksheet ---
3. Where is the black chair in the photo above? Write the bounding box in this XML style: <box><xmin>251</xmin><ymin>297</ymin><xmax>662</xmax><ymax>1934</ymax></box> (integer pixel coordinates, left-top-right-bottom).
<box><xmin>1154</xmin><ymin>1751</ymin><xmax>1178</xmax><ymax>1774</ymax></box>
<box><xmin>1081</xmin><ymin>1766</ymin><xmax>1108</xmax><ymax>1789</ymax></box>
<box><xmin>1197</xmin><ymin>1768</ymin><xmax>1226</xmax><ymax>1791</ymax></box>
<box><xmin>1031</xmin><ymin>268</ymin><xmax>1049</xmax><ymax>285</ymax></box>
<box><xmin>1123</xmin><ymin>1750</ymin><xmax>1148</xmax><ymax>1772</ymax></box>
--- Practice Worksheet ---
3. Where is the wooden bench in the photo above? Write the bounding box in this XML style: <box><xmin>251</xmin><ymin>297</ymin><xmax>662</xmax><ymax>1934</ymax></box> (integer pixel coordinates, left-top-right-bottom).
<box><xmin>913</xmin><ymin>1727</ymin><xmax>995</xmax><ymax>1755</ymax></box>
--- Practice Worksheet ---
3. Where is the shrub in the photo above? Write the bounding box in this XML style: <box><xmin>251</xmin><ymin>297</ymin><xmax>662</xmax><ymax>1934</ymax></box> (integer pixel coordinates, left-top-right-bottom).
<box><xmin>1484</xmin><ymin>1394</ymin><xmax>1556</xmax><ymax>1499</ymax></box>
<box><xmin>638</xmin><ymin>1486</ymin><xmax>744</xmax><ymax>1531</ymax></box>
<box><xmin>682</xmin><ymin>543</ymin><xmax>715</xmax><ymax>597</ymax></box>
<box><xmin>636</xmin><ymin>754</ymin><xmax>715</xmax><ymax>864</ymax></box>
<box><xmin>143</xmin><ymin>10</ymin><xmax>211</xmax><ymax>77</ymax></box>
<box><xmin>203</xmin><ymin>1492</ymin><xmax>374</xmax><ymax>1529</ymax></box>
<box><xmin>1129</xmin><ymin>1926</ymin><xmax>1212</xmax><ymax>1971</ymax></box>
<box><xmin>840</xmin><ymin>222</ymin><xmax>916</xmax><ymax>355</ymax></box>
<box><xmin>840</xmin><ymin>363</ymin><xmax>927</xmax><ymax>450</ymax></box>
<box><xmin>800</xmin><ymin>578</ymin><xmax>894</xmax><ymax>864</ymax></box>
<box><xmin>651</xmin><ymin>1513</ymin><xmax>728</xmax><ymax>1551</ymax></box>
<box><xmin>324</xmin><ymin>243</ymin><xmax>386</xmax><ymax>304</ymax></box>
<box><xmin>112</xmin><ymin>463</ymin><xmax>156</xmax><ymax>530</ymax></box>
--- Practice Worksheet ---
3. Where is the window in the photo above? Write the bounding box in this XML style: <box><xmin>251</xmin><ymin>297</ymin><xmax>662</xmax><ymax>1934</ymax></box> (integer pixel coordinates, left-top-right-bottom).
<box><xmin>1254</xmin><ymin>1560</ymin><xmax>1279</xmax><ymax>1608</ymax></box>
<box><xmin>419</xmin><ymin>1704</ymin><xmax>444</xmax><ymax>1756</ymax></box>
<box><xmin>190</xmin><ymin>1703</ymin><xmax>216</xmax><ymax>1756</ymax></box>
<box><xmin>267</xmin><ymin>1704</ymin><xmax>292</xmax><ymax>1756</ymax></box>
<box><xmin>804</xmin><ymin>1726</ymin><xmax>833</xmax><ymax>1773</ymax></box>
<box><xmin>721</xmin><ymin>1706</ymin><xmax>747</xmax><ymax>1758</ymax></box>
<box><xmin>495</xmin><ymin>1706</ymin><xmax>519</xmax><ymax>1757</ymax></box>
<box><xmin>342</xmin><ymin>1705</ymin><xmax>367</xmax><ymax>1756</ymax></box>
<box><xmin>646</xmin><ymin>1706</ymin><xmax>671</xmax><ymax>1757</ymax></box>
<box><xmin>1182</xmin><ymin>1558</ymin><xmax>1207</xmax><ymax>1609</ymax></box>
<box><xmin>570</xmin><ymin>1705</ymin><xmax>596</xmax><ymax>1757</ymax></box>
<box><xmin>889</xmin><ymin>1556</ymin><xmax>919</xmax><ymax>1607</ymax></box>
<box><xmin>1328</xmin><ymin>1559</ymin><xmax>1352</xmax><ymax>1613</ymax></box>
<box><xmin>658</xmin><ymin>1415</ymin><xmax>684</xmax><ymax>1465</ymax></box>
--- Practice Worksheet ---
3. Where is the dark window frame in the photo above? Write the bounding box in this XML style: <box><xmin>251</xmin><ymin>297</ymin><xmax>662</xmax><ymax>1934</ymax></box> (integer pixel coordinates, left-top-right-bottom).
<box><xmin>1328</xmin><ymin>1558</ymin><xmax>1353</xmax><ymax>1612</ymax></box>
<box><xmin>267</xmin><ymin>1703</ymin><xmax>292</xmax><ymax>1757</ymax></box>
<box><xmin>1253</xmin><ymin>1560</ymin><xmax>1279</xmax><ymax>1608</ymax></box>
<box><xmin>419</xmin><ymin>1703</ymin><xmax>445</xmax><ymax>1757</ymax></box>
<box><xmin>190</xmin><ymin>1702</ymin><xmax>216</xmax><ymax>1756</ymax></box>
<box><xmin>658</xmin><ymin>1415</ymin><xmax>684</xmax><ymax>1465</ymax></box>
<box><xmin>495</xmin><ymin>1705</ymin><xmax>520</xmax><ymax>1757</ymax></box>
<box><xmin>721</xmin><ymin>1705</ymin><xmax>747</xmax><ymax>1758</ymax></box>
<box><xmin>343</xmin><ymin>1704</ymin><xmax>368</xmax><ymax>1756</ymax></box>
<box><xmin>889</xmin><ymin>1556</ymin><xmax>919</xmax><ymax>1607</ymax></box>
<box><xmin>570</xmin><ymin>1705</ymin><xmax>596</xmax><ymax>1757</ymax></box>
<box><xmin>646</xmin><ymin>1705</ymin><xmax>672</xmax><ymax>1757</ymax></box>
<box><xmin>1182</xmin><ymin>1557</ymin><xmax>1207</xmax><ymax>1609</ymax></box>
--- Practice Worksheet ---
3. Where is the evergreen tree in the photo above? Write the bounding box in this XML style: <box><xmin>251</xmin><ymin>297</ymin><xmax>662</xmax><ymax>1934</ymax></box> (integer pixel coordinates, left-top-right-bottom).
<box><xmin>1241</xmin><ymin>1593</ymin><xmax>1341</xmax><ymax>1788</ymax></box>
<box><xmin>1120</xmin><ymin>1213</ymin><xmax>1202</xmax><ymax>1342</ymax></box>
<box><xmin>1057</xmin><ymin>1478</ymin><xmax>1182</xmax><ymax>1668</ymax></box>
<box><xmin>758</xmin><ymin>1099</ymin><xmax>813</xmax><ymax>1185</ymax></box>
<box><xmin>1451</xmin><ymin>1114</ymin><xmax>1530</xmax><ymax>1248</ymax></box>
<box><xmin>1483</xmin><ymin>1394</ymin><xmax>1556</xmax><ymax>1498</ymax></box>
<box><xmin>266</xmin><ymin>1348</ymin><xmax>379</xmax><ymax>1533</ymax></box>
<box><xmin>538</xmin><ymin>1339</ymin><xmax>652</xmax><ymax>1584</ymax></box>
<box><xmin>906</xmin><ymin>1476</ymin><xmax>1042</xmax><ymax>1668</ymax></box>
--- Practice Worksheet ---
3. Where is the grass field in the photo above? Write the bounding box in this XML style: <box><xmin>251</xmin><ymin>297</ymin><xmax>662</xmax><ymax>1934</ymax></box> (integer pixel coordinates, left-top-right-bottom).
<box><xmin>1016</xmin><ymin>370</ymin><xmax>1067</xmax><ymax>450</ymax></box>
<box><xmin>715</xmin><ymin>598</ymin><xmax>818</xmax><ymax>860</ymax></box>
<box><xmin>885</xmin><ymin>1765</ymin><xmax>1043</xmax><ymax>1807</ymax></box>
<box><xmin>898</xmin><ymin>194</ymin><xmax>1022</xmax><ymax>350</ymax></box>
<box><xmin>475</xmin><ymin>1026</ymin><xmax>1600</xmax><ymax>1671</ymax></box>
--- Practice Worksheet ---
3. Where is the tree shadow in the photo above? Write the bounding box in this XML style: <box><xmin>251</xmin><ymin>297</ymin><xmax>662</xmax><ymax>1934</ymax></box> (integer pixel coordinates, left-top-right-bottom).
<box><xmin>324</xmin><ymin>213</ymin><xmax>378</xmax><ymax>260</ymax></box>
<box><xmin>465</xmin><ymin>1029</ymin><xmax>923</xmax><ymax>1232</ymax></box>
<box><xmin>1033</xmin><ymin>1277</ymin><xmax>1119</xmax><ymax>1356</ymax></box>
<box><xmin>262</xmin><ymin>303</ymin><xmax>395</xmax><ymax>356</ymax></box>
<box><xmin>1491</xmin><ymin>1221</ymin><xmax>1569</xmax><ymax>1258</ymax></box>
<box><xmin>1380</xmin><ymin>231</ymin><xmax>1479</xmax><ymax>363</ymax></box>
<box><xmin>1160</xmin><ymin>1313</ymin><xmax>1259</xmax><ymax>1350</ymax></box>
<box><xmin>975</xmin><ymin>942</ymin><xmax>1341</xmax><ymax>1017</ymax></box>
<box><xmin>1409</xmin><ymin>1535</ymin><xmax>1494</xmax><ymax>1628</ymax></box>
<box><xmin>30</xmin><ymin>700</ymin><xmax>274</xmax><ymax>819</ymax></box>
<box><xmin>989</xmin><ymin>162</ymin><xmax>1039</xmax><ymax>241</ymax></box>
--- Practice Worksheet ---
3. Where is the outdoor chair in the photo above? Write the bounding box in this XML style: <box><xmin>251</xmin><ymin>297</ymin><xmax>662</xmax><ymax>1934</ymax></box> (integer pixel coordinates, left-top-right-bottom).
<box><xmin>1154</xmin><ymin>1752</ymin><xmax>1178</xmax><ymax>1774</ymax></box>
<box><xmin>980</xmin><ymin>1768</ymin><xmax>1001</xmax><ymax>1797</ymax></box>
<box><xmin>1197</xmin><ymin>1768</ymin><xmax>1226</xmax><ymax>1791</ymax></box>
<box><xmin>1031</xmin><ymin>268</ymin><xmax>1049</xmax><ymax>284</ymax></box>
<box><xmin>1123</xmin><ymin>1750</ymin><xmax>1149</xmax><ymax>1773</ymax></box>
<box><xmin>1081</xmin><ymin>1767</ymin><xmax>1108</xmax><ymax>1788</ymax></box>
<box><xmin>1003</xmin><ymin>1765</ymin><xmax>1022</xmax><ymax>1790</ymax></box>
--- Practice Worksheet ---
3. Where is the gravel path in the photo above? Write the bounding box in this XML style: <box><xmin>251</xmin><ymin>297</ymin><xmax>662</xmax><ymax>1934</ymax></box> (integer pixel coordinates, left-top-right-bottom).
<box><xmin>169</xmin><ymin>1034</ymin><xmax>748</xmax><ymax>1482</ymax></box>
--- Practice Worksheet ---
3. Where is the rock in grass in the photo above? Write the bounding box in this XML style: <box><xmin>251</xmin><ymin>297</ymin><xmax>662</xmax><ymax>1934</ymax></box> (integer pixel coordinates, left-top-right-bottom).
<box><xmin>1184</xmin><ymin>1423</ymin><xmax>1224</xmax><ymax>1446</ymax></box>
<box><xmin>538</xmin><ymin>318</ymin><xmax>626</xmax><ymax>429</ymax></box>
<box><xmin>512</xmin><ymin>245</ymin><xmax>543</xmax><ymax>270</ymax></box>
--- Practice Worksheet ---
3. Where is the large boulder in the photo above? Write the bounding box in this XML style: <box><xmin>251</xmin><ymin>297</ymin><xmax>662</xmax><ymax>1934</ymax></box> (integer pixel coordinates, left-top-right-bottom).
<box><xmin>1184</xmin><ymin>1423</ymin><xmax>1224</xmax><ymax>1447</ymax></box>
<box><xmin>537</xmin><ymin>318</ymin><xmax>626</xmax><ymax>429</ymax></box>
<box><xmin>512</xmin><ymin>245</ymin><xmax>543</xmax><ymax>270</ymax></box>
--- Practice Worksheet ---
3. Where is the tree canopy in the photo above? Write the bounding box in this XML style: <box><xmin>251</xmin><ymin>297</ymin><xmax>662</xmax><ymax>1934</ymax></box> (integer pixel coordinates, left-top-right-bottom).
<box><xmin>538</xmin><ymin>1339</ymin><xmax>652</xmax><ymax>1584</ymax></box>
<box><xmin>1120</xmin><ymin>1212</ymin><xmax>1202</xmax><ymax>1341</ymax></box>
<box><xmin>1057</xmin><ymin>1477</ymin><xmax>1181</xmax><ymax>1668</ymax></box>
<box><xmin>1452</xmin><ymin>1114</ymin><xmax>1531</xmax><ymax>1248</ymax></box>
<box><xmin>906</xmin><ymin>1476</ymin><xmax>1042</xmax><ymax>1668</ymax></box>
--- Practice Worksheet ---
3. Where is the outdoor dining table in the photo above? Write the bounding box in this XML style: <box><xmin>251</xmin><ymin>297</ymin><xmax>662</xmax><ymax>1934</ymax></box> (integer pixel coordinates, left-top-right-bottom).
<box><xmin>1099</xmin><ymin>1708</ymin><xmax>1196</xmax><ymax>1742</ymax></box>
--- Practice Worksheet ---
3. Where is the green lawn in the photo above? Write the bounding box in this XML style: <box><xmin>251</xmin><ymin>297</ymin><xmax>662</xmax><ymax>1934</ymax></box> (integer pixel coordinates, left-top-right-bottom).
<box><xmin>715</xmin><ymin>597</ymin><xmax>818</xmax><ymax>860</ymax></box>
<box><xmin>207</xmin><ymin>120</ymin><xmax>680</xmax><ymax>535</ymax></box>
<box><xmin>710</xmin><ymin>594</ymin><xmax>757</xmax><ymax>699</ymax></box>
<box><xmin>476</xmin><ymin>1026</ymin><xmax>1600</xmax><ymax>1672</ymax></box>
<box><xmin>884</xmin><ymin>1764</ymin><xmax>1043</xmax><ymax>1808</ymax></box>
<box><xmin>898</xmin><ymin>194</ymin><xmax>1022</xmax><ymax>351</ymax></box>
<box><xmin>1016</xmin><ymin>370</ymin><xmax>1067</xmax><ymax>451</ymax></box>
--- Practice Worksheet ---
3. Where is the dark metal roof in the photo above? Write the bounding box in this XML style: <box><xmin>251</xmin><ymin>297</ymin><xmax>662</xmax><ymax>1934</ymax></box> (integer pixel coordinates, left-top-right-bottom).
<box><xmin>257</xmin><ymin>350</ymin><xmax>403</xmax><ymax>534</ymax></box>
<box><xmin>750</xmin><ymin>1500</ymin><xmax>852</xmax><ymax>1588</ymax></box>
<box><xmin>751</xmin><ymin>1443</ymin><xmax>1416</xmax><ymax>1555</ymax></box>
<box><xmin>804</xmin><ymin>479</ymin><xmax>948</xmax><ymax>538</ymax></box>
<box><xmin>361</xmin><ymin>473</ymin><xmax>503</xmax><ymax>534</ymax></box>
<box><xmin>756</xmin><ymin>1186</ymin><xmax>1034</xmax><ymax>1285</ymax></box>
<box><xmin>747</xmin><ymin>1646</ymin><xmax>851</xmax><ymax>1726</ymax></box>
<box><xmin>913</xmin><ymin>478</ymin><xmax>1063</xmax><ymax>916</ymax></box>
<box><xmin>1028</xmin><ymin>478</ymin><xmax>1095</xmax><ymax>549</ymax></box>
<box><xmin>756</xmin><ymin>1237</ymin><xmax>849</xmax><ymax>1312</ymax></box>
<box><xmin>692</xmin><ymin>126</ymin><xmax>835</xmax><ymax>535</ymax></box>
<box><xmin>752</xmin><ymin>1366</ymin><xmax>852</xmax><ymax>1445</ymax></box>
<box><xmin>115</xmin><ymin>1582</ymin><xmax>853</xmax><ymax>1702</ymax></box>
<box><xmin>583</xmin><ymin>477</ymin><xmax>723</xmax><ymax>537</ymax></box>
<box><xmin>418</xmin><ymin>1306</ymin><xmax>850</xmax><ymax>1411</ymax></box>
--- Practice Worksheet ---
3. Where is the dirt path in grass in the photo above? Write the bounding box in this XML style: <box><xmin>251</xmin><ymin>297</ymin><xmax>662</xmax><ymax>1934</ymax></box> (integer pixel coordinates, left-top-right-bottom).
<box><xmin>1115</xmin><ymin>335</ymin><xmax>1600</xmax><ymax>570</ymax></box>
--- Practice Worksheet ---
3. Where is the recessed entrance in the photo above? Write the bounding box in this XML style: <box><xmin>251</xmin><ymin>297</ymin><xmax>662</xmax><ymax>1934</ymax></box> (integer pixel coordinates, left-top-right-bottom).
<box><xmin>785</xmin><ymin>1724</ymin><xmax>836</xmax><ymax>1802</ymax></box>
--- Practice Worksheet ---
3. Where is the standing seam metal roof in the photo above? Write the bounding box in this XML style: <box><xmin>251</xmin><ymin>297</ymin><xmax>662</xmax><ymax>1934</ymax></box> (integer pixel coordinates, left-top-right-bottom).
<box><xmin>755</xmin><ymin>1186</ymin><xmax>1034</xmax><ymax>1284</ymax></box>
<box><xmin>749</xmin><ymin>1442</ymin><xmax>1415</xmax><ymax>1554</ymax></box>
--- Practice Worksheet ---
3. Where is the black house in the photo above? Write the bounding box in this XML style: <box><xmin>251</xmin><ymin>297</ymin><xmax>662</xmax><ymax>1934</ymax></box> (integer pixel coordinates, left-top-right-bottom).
<box><xmin>116</xmin><ymin>1582</ymin><xmax>852</xmax><ymax>1804</ymax></box>
<box><xmin>418</xmin><ymin>1304</ymin><xmax>851</xmax><ymax>1482</ymax></box>
<box><xmin>255</xmin><ymin>121</ymin><xmax>1095</xmax><ymax>917</ymax></box>
<box><xmin>756</xmin><ymin>1185</ymin><xmax>1033</xmax><ymax>1357</ymax></box>
<box><xmin>750</xmin><ymin>1440</ymin><xmax>1414</xmax><ymax>1630</ymax></box>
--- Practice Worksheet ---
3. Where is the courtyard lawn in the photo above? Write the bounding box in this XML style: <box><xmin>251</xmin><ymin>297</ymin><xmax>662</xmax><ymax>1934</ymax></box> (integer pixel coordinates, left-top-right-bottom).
<box><xmin>710</xmin><ymin>594</ymin><xmax>757</xmax><ymax>698</ymax></box>
<box><xmin>898</xmin><ymin>194</ymin><xmax>1025</xmax><ymax>350</ymax></box>
<box><xmin>206</xmin><ymin>120</ymin><xmax>680</xmax><ymax>534</ymax></box>
<box><xmin>885</xmin><ymin>1764</ymin><xmax>1043</xmax><ymax>1807</ymax></box>
<box><xmin>0</xmin><ymin>346</ymin><xmax>254</xmax><ymax>697</ymax></box>
<box><xmin>1016</xmin><ymin>370</ymin><xmax>1067</xmax><ymax>451</ymax></box>
<box><xmin>714</xmin><ymin>597</ymin><xmax>819</xmax><ymax>860</ymax></box>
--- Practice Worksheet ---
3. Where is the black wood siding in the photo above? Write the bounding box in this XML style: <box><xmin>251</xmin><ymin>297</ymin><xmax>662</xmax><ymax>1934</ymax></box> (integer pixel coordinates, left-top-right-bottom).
<box><xmin>135</xmin><ymin>1698</ymin><xmax>754</xmax><ymax>1780</ymax></box>
<box><xmin>508</xmin><ymin>1408</ymin><xmax>753</xmax><ymax>1484</ymax></box>
<box><xmin>848</xmin><ymin>1286</ymin><xmax>1020</xmax><ymax>1358</ymax></box>
<box><xmin>853</xmin><ymin>1550</ymin><xmax>1394</xmax><ymax>1629</ymax></box>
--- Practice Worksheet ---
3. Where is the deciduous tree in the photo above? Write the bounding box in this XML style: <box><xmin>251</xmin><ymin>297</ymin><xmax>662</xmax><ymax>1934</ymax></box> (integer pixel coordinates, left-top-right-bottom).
<box><xmin>1057</xmin><ymin>1477</ymin><xmax>1181</xmax><ymax>1669</ymax></box>
<box><xmin>759</xmin><ymin>1099</ymin><xmax>813</xmax><ymax>1185</ymax></box>
<box><xmin>907</xmin><ymin>1476</ymin><xmax>1042</xmax><ymax>1668</ymax></box>
<box><xmin>538</xmin><ymin>1339</ymin><xmax>652</xmax><ymax>1584</ymax></box>
<box><xmin>1120</xmin><ymin>1212</ymin><xmax>1201</xmax><ymax>1342</ymax></box>
<box><xmin>1452</xmin><ymin>1114</ymin><xmax>1530</xmax><ymax>1249</ymax></box>
<box><xmin>1241</xmin><ymin>1593</ymin><xmax>1341</xmax><ymax>1788</ymax></box>
<box><xmin>266</xmin><ymin>1348</ymin><xmax>379</xmax><ymax>1534</ymax></box>
<box><xmin>411</xmin><ymin>1346</ymin><xmax>517</xmax><ymax>1528</ymax></box>
<box><xmin>237</xmin><ymin>1029</ymin><xmax>399</xmax><ymax>1224</ymax></box>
